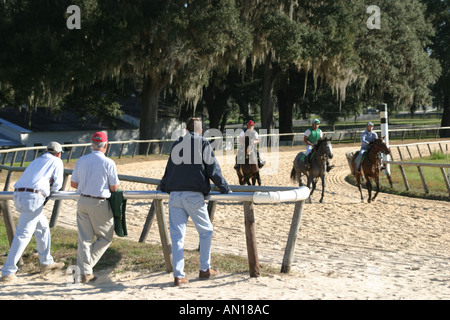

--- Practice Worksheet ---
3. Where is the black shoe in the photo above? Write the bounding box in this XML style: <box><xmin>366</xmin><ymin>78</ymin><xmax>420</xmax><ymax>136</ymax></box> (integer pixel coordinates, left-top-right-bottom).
<box><xmin>258</xmin><ymin>161</ymin><xmax>266</xmax><ymax>168</ymax></box>
<box><xmin>326</xmin><ymin>165</ymin><xmax>334</xmax><ymax>172</ymax></box>
<box><xmin>234</xmin><ymin>164</ymin><xmax>240</xmax><ymax>171</ymax></box>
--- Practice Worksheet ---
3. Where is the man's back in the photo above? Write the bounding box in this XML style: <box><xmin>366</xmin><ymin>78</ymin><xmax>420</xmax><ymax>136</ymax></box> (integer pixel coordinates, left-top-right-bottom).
<box><xmin>14</xmin><ymin>153</ymin><xmax>64</xmax><ymax>196</ymax></box>
<box><xmin>71</xmin><ymin>151</ymin><xmax>118</xmax><ymax>198</ymax></box>
<box><xmin>160</xmin><ymin>132</ymin><xmax>230</xmax><ymax>195</ymax></box>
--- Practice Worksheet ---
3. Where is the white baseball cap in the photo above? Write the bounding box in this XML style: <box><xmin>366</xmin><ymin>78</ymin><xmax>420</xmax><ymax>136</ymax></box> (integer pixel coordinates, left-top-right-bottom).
<box><xmin>46</xmin><ymin>141</ymin><xmax>63</xmax><ymax>153</ymax></box>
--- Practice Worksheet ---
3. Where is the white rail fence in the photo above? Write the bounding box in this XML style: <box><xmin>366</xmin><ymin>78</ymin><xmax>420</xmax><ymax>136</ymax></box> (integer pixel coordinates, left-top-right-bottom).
<box><xmin>0</xmin><ymin>165</ymin><xmax>310</xmax><ymax>276</ymax></box>
<box><xmin>1</xmin><ymin>126</ymin><xmax>450</xmax><ymax>165</ymax></box>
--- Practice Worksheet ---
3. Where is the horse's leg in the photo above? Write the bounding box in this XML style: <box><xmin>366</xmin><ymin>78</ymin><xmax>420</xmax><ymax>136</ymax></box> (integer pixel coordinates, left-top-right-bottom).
<box><xmin>319</xmin><ymin>174</ymin><xmax>325</xmax><ymax>203</ymax></box>
<box><xmin>307</xmin><ymin>176</ymin><xmax>313</xmax><ymax>203</ymax></box>
<box><xmin>309</xmin><ymin>176</ymin><xmax>317</xmax><ymax>204</ymax></box>
<box><xmin>244</xmin><ymin>173</ymin><xmax>251</xmax><ymax>185</ymax></box>
<box><xmin>372</xmin><ymin>175</ymin><xmax>380</xmax><ymax>202</ymax></box>
<box><xmin>366</xmin><ymin>177</ymin><xmax>372</xmax><ymax>203</ymax></box>
<box><xmin>356</xmin><ymin>173</ymin><xmax>364</xmax><ymax>202</ymax></box>
<box><xmin>256</xmin><ymin>173</ymin><xmax>261</xmax><ymax>186</ymax></box>
<box><xmin>298</xmin><ymin>172</ymin><xmax>303</xmax><ymax>186</ymax></box>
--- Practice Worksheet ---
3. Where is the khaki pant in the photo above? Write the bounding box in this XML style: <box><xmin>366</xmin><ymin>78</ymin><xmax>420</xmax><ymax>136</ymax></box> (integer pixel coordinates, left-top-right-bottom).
<box><xmin>76</xmin><ymin>196</ymin><xmax>114</xmax><ymax>275</ymax></box>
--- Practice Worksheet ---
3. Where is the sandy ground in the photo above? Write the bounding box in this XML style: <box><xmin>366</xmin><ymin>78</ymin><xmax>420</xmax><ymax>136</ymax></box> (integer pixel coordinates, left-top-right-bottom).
<box><xmin>0</xmin><ymin>141</ymin><xmax>449</xmax><ymax>301</ymax></box>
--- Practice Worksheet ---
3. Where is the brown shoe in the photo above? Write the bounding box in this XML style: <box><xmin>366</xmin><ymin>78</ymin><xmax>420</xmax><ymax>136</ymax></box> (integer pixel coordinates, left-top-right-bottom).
<box><xmin>40</xmin><ymin>262</ymin><xmax>64</xmax><ymax>273</ymax></box>
<box><xmin>174</xmin><ymin>277</ymin><xmax>189</xmax><ymax>286</ymax></box>
<box><xmin>199</xmin><ymin>268</ymin><xmax>219</xmax><ymax>279</ymax></box>
<box><xmin>81</xmin><ymin>274</ymin><xmax>97</xmax><ymax>284</ymax></box>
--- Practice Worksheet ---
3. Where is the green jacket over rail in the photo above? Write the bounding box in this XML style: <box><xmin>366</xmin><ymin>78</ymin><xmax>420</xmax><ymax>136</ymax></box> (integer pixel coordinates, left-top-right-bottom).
<box><xmin>108</xmin><ymin>190</ymin><xmax>128</xmax><ymax>237</ymax></box>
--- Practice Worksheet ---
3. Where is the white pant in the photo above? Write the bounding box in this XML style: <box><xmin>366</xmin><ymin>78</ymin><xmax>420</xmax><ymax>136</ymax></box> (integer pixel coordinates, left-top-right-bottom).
<box><xmin>1</xmin><ymin>192</ymin><xmax>53</xmax><ymax>276</ymax></box>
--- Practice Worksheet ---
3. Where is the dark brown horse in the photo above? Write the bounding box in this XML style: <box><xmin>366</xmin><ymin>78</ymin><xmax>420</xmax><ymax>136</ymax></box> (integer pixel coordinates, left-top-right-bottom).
<box><xmin>290</xmin><ymin>138</ymin><xmax>333</xmax><ymax>203</ymax></box>
<box><xmin>236</xmin><ymin>136</ymin><xmax>261</xmax><ymax>185</ymax></box>
<box><xmin>350</xmin><ymin>138</ymin><xmax>391</xmax><ymax>203</ymax></box>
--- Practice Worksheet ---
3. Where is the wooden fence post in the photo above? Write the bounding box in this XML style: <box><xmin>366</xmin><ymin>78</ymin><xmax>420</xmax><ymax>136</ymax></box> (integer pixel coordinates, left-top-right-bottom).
<box><xmin>0</xmin><ymin>200</ymin><xmax>16</xmax><ymax>246</ymax></box>
<box><xmin>399</xmin><ymin>165</ymin><xmax>410</xmax><ymax>191</ymax></box>
<box><xmin>139</xmin><ymin>200</ymin><xmax>156</xmax><ymax>243</ymax></box>
<box><xmin>281</xmin><ymin>201</ymin><xmax>305</xmax><ymax>274</ymax></box>
<box><xmin>406</xmin><ymin>146</ymin><xmax>412</xmax><ymax>159</ymax></box>
<box><xmin>417</xmin><ymin>166</ymin><xmax>429</xmax><ymax>194</ymax></box>
<box><xmin>50</xmin><ymin>173</ymin><xmax>70</xmax><ymax>228</ymax></box>
<box><xmin>243</xmin><ymin>201</ymin><xmax>260</xmax><ymax>278</ymax></box>
<box><xmin>397</xmin><ymin>147</ymin><xmax>404</xmax><ymax>160</ymax></box>
<box><xmin>440</xmin><ymin>167</ymin><xmax>450</xmax><ymax>196</ymax></box>
<box><xmin>154</xmin><ymin>199</ymin><xmax>173</xmax><ymax>273</ymax></box>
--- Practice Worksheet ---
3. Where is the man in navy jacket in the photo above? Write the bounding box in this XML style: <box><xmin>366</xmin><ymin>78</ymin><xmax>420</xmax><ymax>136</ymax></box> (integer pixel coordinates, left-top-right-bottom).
<box><xmin>159</xmin><ymin>118</ymin><xmax>231</xmax><ymax>286</ymax></box>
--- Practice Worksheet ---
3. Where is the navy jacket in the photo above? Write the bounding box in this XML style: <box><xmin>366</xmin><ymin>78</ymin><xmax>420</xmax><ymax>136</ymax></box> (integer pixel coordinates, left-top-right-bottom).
<box><xmin>159</xmin><ymin>132</ymin><xmax>231</xmax><ymax>195</ymax></box>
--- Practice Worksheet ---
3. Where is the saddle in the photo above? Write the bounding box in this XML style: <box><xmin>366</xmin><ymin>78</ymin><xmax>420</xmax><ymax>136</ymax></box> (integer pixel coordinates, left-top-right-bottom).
<box><xmin>301</xmin><ymin>151</ymin><xmax>315</xmax><ymax>164</ymax></box>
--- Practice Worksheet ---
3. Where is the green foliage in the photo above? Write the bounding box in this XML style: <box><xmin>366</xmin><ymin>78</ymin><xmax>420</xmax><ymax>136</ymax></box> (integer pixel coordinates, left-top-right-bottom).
<box><xmin>0</xmin><ymin>0</ymin><xmax>444</xmax><ymax>136</ymax></box>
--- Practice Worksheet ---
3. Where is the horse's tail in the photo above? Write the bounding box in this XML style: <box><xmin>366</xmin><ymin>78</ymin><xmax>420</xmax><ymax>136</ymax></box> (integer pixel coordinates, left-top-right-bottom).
<box><xmin>290</xmin><ymin>167</ymin><xmax>297</xmax><ymax>183</ymax></box>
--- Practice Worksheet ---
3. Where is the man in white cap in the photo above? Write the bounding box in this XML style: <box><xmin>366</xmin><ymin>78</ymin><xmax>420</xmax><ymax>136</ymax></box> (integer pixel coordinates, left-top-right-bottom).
<box><xmin>355</xmin><ymin>122</ymin><xmax>378</xmax><ymax>173</ymax></box>
<box><xmin>71</xmin><ymin>132</ymin><xmax>119</xmax><ymax>283</ymax></box>
<box><xmin>1</xmin><ymin>142</ymin><xmax>65</xmax><ymax>283</ymax></box>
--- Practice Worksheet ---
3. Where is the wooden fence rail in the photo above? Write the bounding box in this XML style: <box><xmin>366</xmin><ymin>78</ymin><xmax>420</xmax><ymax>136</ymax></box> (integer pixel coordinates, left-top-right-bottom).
<box><xmin>0</xmin><ymin>182</ymin><xmax>310</xmax><ymax>277</ymax></box>
<box><xmin>382</xmin><ymin>160</ymin><xmax>450</xmax><ymax>195</ymax></box>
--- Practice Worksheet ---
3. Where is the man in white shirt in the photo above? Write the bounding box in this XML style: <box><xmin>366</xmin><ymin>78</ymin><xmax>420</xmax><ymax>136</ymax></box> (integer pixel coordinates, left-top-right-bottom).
<box><xmin>71</xmin><ymin>132</ymin><xmax>119</xmax><ymax>283</ymax></box>
<box><xmin>1</xmin><ymin>142</ymin><xmax>65</xmax><ymax>283</ymax></box>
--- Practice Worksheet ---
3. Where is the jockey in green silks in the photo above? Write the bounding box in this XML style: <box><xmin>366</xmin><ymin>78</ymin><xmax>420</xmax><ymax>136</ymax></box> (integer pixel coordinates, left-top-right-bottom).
<box><xmin>303</xmin><ymin>119</ymin><xmax>334</xmax><ymax>172</ymax></box>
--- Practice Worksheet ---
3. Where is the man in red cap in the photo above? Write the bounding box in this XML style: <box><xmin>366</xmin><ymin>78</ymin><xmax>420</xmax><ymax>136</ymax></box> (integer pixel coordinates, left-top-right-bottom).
<box><xmin>234</xmin><ymin>120</ymin><xmax>265</xmax><ymax>171</ymax></box>
<box><xmin>70</xmin><ymin>131</ymin><xmax>119</xmax><ymax>283</ymax></box>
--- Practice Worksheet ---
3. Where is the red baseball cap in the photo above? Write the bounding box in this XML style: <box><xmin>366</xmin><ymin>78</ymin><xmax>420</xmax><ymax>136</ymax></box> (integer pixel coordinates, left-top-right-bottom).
<box><xmin>247</xmin><ymin>120</ymin><xmax>255</xmax><ymax>126</ymax></box>
<box><xmin>92</xmin><ymin>132</ymin><xmax>108</xmax><ymax>143</ymax></box>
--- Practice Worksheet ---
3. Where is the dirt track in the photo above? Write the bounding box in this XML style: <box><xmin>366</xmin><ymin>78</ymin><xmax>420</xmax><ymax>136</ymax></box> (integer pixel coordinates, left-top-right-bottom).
<box><xmin>112</xmin><ymin>142</ymin><xmax>449</xmax><ymax>298</ymax></box>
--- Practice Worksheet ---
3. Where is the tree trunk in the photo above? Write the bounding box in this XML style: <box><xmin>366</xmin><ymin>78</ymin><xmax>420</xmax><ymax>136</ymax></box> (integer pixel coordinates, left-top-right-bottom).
<box><xmin>440</xmin><ymin>94</ymin><xmax>450</xmax><ymax>138</ymax></box>
<box><xmin>277</xmin><ymin>88</ymin><xmax>294</xmax><ymax>142</ymax></box>
<box><xmin>204</xmin><ymin>85</ymin><xmax>230</xmax><ymax>131</ymax></box>
<box><xmin>261</xmin><ymin>52</ymin><xmax>281</xmax><ymax>133</ymax></box>
<box><xmin>140</xmin><ymin>74</ymin><xmax>169</xmax><ymax>154</ymax></box>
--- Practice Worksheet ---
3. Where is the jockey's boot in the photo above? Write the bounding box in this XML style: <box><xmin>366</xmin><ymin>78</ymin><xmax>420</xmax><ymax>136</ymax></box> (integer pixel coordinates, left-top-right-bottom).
<box><xmin>304</xmin><ymin>155</ymin><xmax>311</xmax><ymax>170</ymax></box>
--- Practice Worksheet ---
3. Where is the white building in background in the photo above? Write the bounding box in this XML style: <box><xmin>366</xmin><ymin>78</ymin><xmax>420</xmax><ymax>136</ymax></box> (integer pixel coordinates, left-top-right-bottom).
<box><xmin>0</xmin><ymin>106</ymin><xmax>185</xmax><ymax>162</ymax></box>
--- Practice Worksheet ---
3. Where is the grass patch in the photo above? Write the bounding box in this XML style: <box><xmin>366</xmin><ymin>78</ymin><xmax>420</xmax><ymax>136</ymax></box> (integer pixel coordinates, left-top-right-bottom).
<box><xmin>346</xmin><ymin>151</ymin><xmax>450</xmax><ymax>201</ymax></box>
<box><xmin>0</xmin><ymin>218</ymin><xmax>277</xmax><ymax>277</ymax></box>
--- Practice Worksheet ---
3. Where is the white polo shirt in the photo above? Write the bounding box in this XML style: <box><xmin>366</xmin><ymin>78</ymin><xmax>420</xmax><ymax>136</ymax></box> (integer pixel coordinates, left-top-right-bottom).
<box><xmin>14</xmin><ymin>153</ymin><xmax>64</xmax><ymax>197</ymax></box>
<box><xmin>71</xmin><ymin>151</ymin><xmax>119</xmax><ymax>198</ymax></box>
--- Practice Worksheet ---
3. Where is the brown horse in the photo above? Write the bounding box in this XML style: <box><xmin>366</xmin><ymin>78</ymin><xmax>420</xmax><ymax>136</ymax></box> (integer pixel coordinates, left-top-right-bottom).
<box><xmin>350</xmin><ymin>138</ymin><xmax>391</xmax><ymax>203</ymax></box>
<box><xmin>290</xmin><ymin>138</ymin><xmax>333</xmax><ymax>203</ymax></box>
<box><xmin>236</xmin><ymin>136</ymin><xmax>261</xmax><ymax>185</ymax></box>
